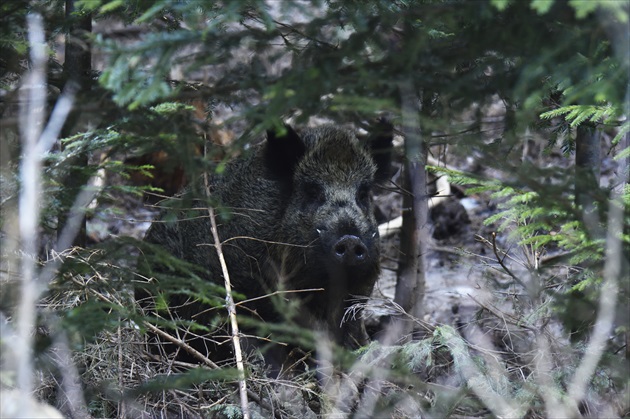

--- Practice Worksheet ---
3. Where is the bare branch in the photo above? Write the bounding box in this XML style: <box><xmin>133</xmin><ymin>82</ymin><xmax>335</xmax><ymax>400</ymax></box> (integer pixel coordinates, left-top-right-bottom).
<box><xmin>35</xmin><ymin>87</ymin><xmax>76</xmax><ymax>156</ymax></box>
<box><xmin>490</xmin><ymin>232</ymin><xmax>529</xmax><ymax>290</ymax></box>
<box><xmin>16</xmin><ymin>13</ymin><xmax>47</xmax><ymax>414</ymax></box>
<box><xmin>142</xmin><ymin>322</ymin><xmax>222</xmax><ymax>370</ymax></box>
<box><xmin>204</xmin><ymin>173</ymin><xmax>250</xmax><ymax>419</ymax></box>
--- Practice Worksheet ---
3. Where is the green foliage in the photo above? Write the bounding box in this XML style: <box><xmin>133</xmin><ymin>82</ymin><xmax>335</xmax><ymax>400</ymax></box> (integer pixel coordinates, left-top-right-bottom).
<box><xmin>82</xmin><ymin>0</ymin><xmax>627</xmax><ymax>135</ymax></box>
<box><xmin>39</xmin><ymin>99</ymin><xmax>212</xmax><ymax>215</ymax></box>
<box><xmin>539</xmin><ymin>102</ymin><xmax>627</xmax><ymax>157</ymax></box>
<box><xmin>498</xmin><ymin>0</ymin><xmax>629</xmax><ymax>22</ymax></box>
<box><xmin>569</xmin><ymin>0</ymin><xmax>629</xmax><ymax>21</ymax></box>
<box><xmin>208</xmin><ymin>404</ymin><xmax>244</xmax><ymax>419</ymax></box>
<box><xmin>490</xmin><ymin>0</ymin><xmax>512</xmax><ymax>11</ymax></box>
<box><xmin>0</xmin><ymin>0</ymin><xmax>67</xmax><ymax>89</ymax></box>
<box><xmin>540</xmin><ymin>104</ymin><xmax>619</xmax><ymax>128</ymax></box>
<box><xmin>400</xmin><ymin>338</ymin><xmax>434</xmax><ymax>371</ymax></box>
<box><xmin>612</xmin><ymin>121</ymin><xmax>630</xmax><ymax>149</ymax></box>
<box><xmin>0</xmin><ymin>1</ymin><xmax>29</xmax><ymax>84</ymax></box>
<box><xmin>428</xmin><ymin>163</ymin><xmax>626</xmax><ymax>278</ymax></box>
<box><xmin>62</xmin><ymin>299</ymin><xmax>125</xmax><ymax>345</ymax></box>
<box><xmin>530</xmin><ymin>0</ymin><xmax>555</xmax><ymax>14</ymax></box>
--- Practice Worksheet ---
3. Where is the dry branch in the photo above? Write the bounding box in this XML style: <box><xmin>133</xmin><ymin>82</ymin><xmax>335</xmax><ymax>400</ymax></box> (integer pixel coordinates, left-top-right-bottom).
<box><xmin>204</xmin><ymin>173</ymin><xmax>250</xmax><ymax>419</ymax></box>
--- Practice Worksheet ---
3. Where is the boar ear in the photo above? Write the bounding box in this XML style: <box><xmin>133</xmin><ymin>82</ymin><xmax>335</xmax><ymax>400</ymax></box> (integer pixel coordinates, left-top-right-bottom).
<box><xmin>265</xmin><ymin>124</ymin><xmax>306</xmax><ymax>178</ymax></box>
<box><xmin>369</xmin><ymin>118</ymin><xmax>394</xmax><ymax>183</ymax></box>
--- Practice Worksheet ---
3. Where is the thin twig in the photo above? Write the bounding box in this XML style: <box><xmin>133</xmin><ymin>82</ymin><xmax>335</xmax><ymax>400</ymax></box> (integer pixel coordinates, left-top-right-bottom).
<box><xmin>203</xmin><ymin>175</ymin><xmax>250</xmax><ymax>419</ymax></box>
<box><xmin>467</xmin><ymin>294</ymin><xmax>536</xmax><ymax>332</ymax></box>
<box><xmin>142</xmin><ymin>322</ymin><xmax>222</xmax><ymax>370</ymax></box>
<box><xmin>475</xmin><ymin>233</ymin><xmax>525</xmax><ymax>268</ymax></box>
<box><xmin>118</xmin><ymin>324</ymin><xmax>126</xmax><ymax>418</ymax></box>
<box><xmin>489</xmin><ymin>232</ymin><xmax>528</xmax><ymax>290</ymax></box>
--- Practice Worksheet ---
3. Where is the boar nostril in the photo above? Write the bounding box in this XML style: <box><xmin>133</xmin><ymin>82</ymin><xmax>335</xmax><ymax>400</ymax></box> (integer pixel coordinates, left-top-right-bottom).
<box><xmin>333</xmin><ymin>235</ymin><xmax>368</xmax><ymax>266</ymax></box>
<box><xmin>354</xmin><ymin>245</ymin><xmax>365</xmax><ymax>258</ymax></box>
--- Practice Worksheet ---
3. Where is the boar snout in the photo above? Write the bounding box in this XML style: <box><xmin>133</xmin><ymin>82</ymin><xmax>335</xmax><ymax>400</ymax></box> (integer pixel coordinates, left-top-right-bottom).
<box><xmin>333</xmin><ymin>235</ymin><xmax>368</xmax><ymax>266</ymax></box>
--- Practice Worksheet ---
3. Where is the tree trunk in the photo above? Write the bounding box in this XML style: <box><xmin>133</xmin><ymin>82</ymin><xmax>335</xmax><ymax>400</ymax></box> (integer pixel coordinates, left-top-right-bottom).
<box><xmin>574</xmin><ymin>124</ymin><xmax>601</xmax><ymax>233</ymax></box>
<box><xmin>64</xmin><ymin>0</ymin><xmax>92</xmax><ymax>87</ymax></box>
<box><xmin>58</xmin><ymin>0</ymin><xmax>92</xmax><ymax>248</ymax></box>
<box><xmin>393</xmin><ymin>81</ymin><xmax>430</xmax><ymax>341</ymax></box>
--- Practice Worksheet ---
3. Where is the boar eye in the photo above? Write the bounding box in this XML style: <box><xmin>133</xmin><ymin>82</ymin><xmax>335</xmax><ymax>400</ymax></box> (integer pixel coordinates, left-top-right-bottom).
<box><xmin>303</xmin><ymin>182</ymin><xmax>325</xmax><ymax>206</ymax></box>
<box><xmin>357</xmin><ymin>184</ymin><xmax>371</xmax><ymax>208</ymax></box>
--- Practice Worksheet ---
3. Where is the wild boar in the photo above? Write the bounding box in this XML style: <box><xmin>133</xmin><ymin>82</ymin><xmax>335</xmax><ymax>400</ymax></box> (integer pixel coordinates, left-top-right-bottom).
<box><xmin>140</xmin><ymin>121</ymin><xmax>393</xmax><ymax>361</ymax></box>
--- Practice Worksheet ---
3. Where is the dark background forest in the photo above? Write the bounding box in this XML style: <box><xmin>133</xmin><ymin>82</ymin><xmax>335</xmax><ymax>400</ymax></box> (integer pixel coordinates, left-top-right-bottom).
<box><xmin>0</xmin><ymin>0</ymin><xmax>628</xmax><ymax>417</ymax></box>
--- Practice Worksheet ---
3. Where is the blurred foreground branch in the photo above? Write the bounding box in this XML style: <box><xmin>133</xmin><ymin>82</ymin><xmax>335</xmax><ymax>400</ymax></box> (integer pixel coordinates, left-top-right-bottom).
<box><xmin>566</xmin><ymin>134</ymin><xmax>627</xmax><ymax>413</ymax></box>
<box><xmin>13</xmin><ymin>12</ymin><xmax>87</xmax><ymax>418</ymax></box>
<box><xmin>16</xmin><ymin>13</ymin><xmax>48</xmax><ymax>414</ymax></box>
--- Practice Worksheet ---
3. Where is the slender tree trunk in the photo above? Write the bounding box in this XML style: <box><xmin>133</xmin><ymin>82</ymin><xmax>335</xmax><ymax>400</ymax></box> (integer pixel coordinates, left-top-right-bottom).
<box><xmin>393</xmin><ymin>81</ymin><xmax>430</xmax><ymax>340</ymax></box>
<box><xmin>58</xmin><ymin>0</ymin><xmax>91</xmax><ymax>248</ymax></box>
<box><xmin>64</xmin><ymin>0</ymin><xmax>92</xmax><ymax>87</ymax></box>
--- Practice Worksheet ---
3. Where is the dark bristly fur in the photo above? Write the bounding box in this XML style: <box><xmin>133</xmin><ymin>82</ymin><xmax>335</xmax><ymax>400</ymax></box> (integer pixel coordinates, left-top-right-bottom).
<box><xmin>141</xmin><ymin>121</ymin><xmax>393</xmax><ymax>364</ymax></box>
